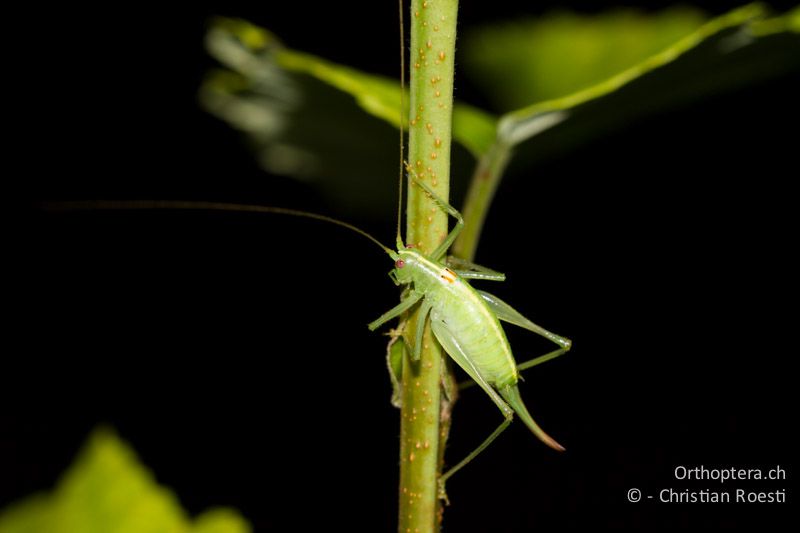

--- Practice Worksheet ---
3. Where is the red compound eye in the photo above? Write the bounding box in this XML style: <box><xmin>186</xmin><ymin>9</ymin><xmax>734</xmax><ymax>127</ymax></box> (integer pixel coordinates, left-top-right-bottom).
<box><xmin>395</xmin><ymin>259</ymin><xmax>405</xmax><ymax>269</ymax></box>
<box><xmin>406</xmin><ymin>244</ymin><xmax>414</xmax><ymax>249</ymax></box>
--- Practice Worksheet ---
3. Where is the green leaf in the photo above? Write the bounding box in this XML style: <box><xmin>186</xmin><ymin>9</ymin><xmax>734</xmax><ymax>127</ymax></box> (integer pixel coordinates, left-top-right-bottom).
<box><xmin>193</xmin><ymin>509</ymin><xmax>251</xmax><ymax>533</ymax></box>
<box><xmin>451</xmin><ymin>3</ymin><xmax>799</xmax><ymax>260</ymax></box>
<box><xmin>276</xmin><ymin>45</ymin><xmax>495</xmax><ymax>158</ymax></box>
<box><xmin>200</xmin><ymin>7</ymin><xmax>798</xmax><ymax>219</ymax></box>
<box><xmin>463</xmin><ymin>4</ymin><xmax>799</xmax><ymax>151</ymax></box>
<box><xmin>462</xmin><ymin>7</ymin><xmax>708</xmax><ymax>112</ymax></box>
<box><xmin>201</xmin><ymin>18</ymin><xmax>496</xmax><ymax>169</ymax></box>
<box><xmin>0</xmin><ymin>428</ymin><xmax>250</xmax><ymax>533</ymax></box>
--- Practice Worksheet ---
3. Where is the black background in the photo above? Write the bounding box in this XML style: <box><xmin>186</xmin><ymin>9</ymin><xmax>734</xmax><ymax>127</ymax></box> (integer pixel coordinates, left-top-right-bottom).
<box><xmin>8</xmin><ymin>1</ymin><xmax>798</xmax><ymax>531</ymax></box>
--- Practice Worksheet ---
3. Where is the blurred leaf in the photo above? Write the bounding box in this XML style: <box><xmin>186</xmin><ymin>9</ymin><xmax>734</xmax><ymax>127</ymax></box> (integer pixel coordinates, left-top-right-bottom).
<box><xmin>274</xmin><ymin>43</ymin><xmax>496</xmax><ymax>158</ymax></box>
<box><xmin>0</xmin><ymin>428</ymin><xmax>250</xmax><ymax>533</ymax></box>
<box><xmin>193</xmin><ymin>509</ymin><xmax>251</xmax><ymax>533</ymax></box>
<box><xmin>204</xmin><ymin>19</ymin><xmax>497</xmax><ymax>156</ymax></box>
<box><xmin>462</xmin><ymin>7</ymin><xmax>708</xmax><ymax>111</ymax></box>
<box><xmin>201</xmin><ymin>18</ymin><xmax>495</xmax><ymax>213</ymax></box>
<box><xmin>467</xmin><ymin>4</ymin><xmax>800</xmax><ymax>152</ymax></box>
<box><xmin>751</xmin><ymin>4</ymin><xmax>800</xmax><ymax>34</ymax></box>
<box><xmin>496</xmin><ymin>4</ymin><xmax>800</xmax><ymax>167</ymax></box>
<box><xmin>200</xmin><ymin>6</ymin><xmax>799</xmax><ymax>215</ymax></box>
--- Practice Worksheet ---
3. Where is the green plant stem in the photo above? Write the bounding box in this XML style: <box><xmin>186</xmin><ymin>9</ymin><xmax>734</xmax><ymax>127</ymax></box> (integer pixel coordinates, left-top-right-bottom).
<box><xmin>399</xmin><ymin>1</ymin><xmax>458</xmax><ymax>532</ymax></box>
<box><xmin>451</xmin><ymin>143</ymin><xmax>512</xmax><ymax>262</ymax></box>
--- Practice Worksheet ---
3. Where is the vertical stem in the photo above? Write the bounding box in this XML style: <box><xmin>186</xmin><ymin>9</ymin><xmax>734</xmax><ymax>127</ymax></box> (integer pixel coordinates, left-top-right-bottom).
<box><xmin>399</xmin><ymin>1</ymin><xmax>458</xmax><ymax>532</ymax></box>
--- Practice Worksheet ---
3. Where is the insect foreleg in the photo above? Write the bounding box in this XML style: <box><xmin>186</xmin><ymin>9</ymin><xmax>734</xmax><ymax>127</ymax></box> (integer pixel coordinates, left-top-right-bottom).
<box><xmin>430</xmin><ymin>319</ymin><xmax>515</xmax><ymax>500</ymax></box>
<box><xmin>368</xmin><ymin>291</ymin><xmax>422</xmax><ymax>331</ymax></box>
<box><xmin>446</xmin><ymin>256</ymin><xmax>506</xmax><ymax>282</ymax></box>
<box><xmin>478</xmin><ymin>290</ymin><xmax>572</xmax><ymax>350</ymax></box>
<box><xmin>411</xmin><ymin>300</ymin><xmax>433</xmax><ymax>362</ymax></box>
<box><xmin>410</xmin><ymin>177</ymin><xmax>464</xmax><ymax>262</ymax></box>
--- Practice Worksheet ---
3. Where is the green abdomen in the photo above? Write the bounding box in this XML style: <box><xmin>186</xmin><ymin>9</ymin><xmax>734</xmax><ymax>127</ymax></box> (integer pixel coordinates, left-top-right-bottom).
<box><xmin>432</xmin><ymin>282</ymin><xmax>518</xmax><ymax>387</ymax></box>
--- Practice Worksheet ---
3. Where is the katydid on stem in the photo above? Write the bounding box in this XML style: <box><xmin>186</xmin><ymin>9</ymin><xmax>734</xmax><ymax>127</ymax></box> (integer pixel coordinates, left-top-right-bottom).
<box><xmin>49</xmin><ymin>174</ymin><xmax>571</xmax><ymax>499</ymax></box>
<box><xmin>367</xmin><ymin>176</ymin><xmax>571</xmax><ymax>498</ymax></box>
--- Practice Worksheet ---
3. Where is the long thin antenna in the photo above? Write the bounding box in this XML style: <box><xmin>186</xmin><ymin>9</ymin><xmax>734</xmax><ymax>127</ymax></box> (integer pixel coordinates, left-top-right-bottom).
<box><xmin>45</xmin><ymin>200</ymin><xmax>394</xmax><ymax>255</ymax></box>
<box><xmin>396</xmin><ymin>0</ymin><xmax>405</xmax><ymax>249</ymax></box>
